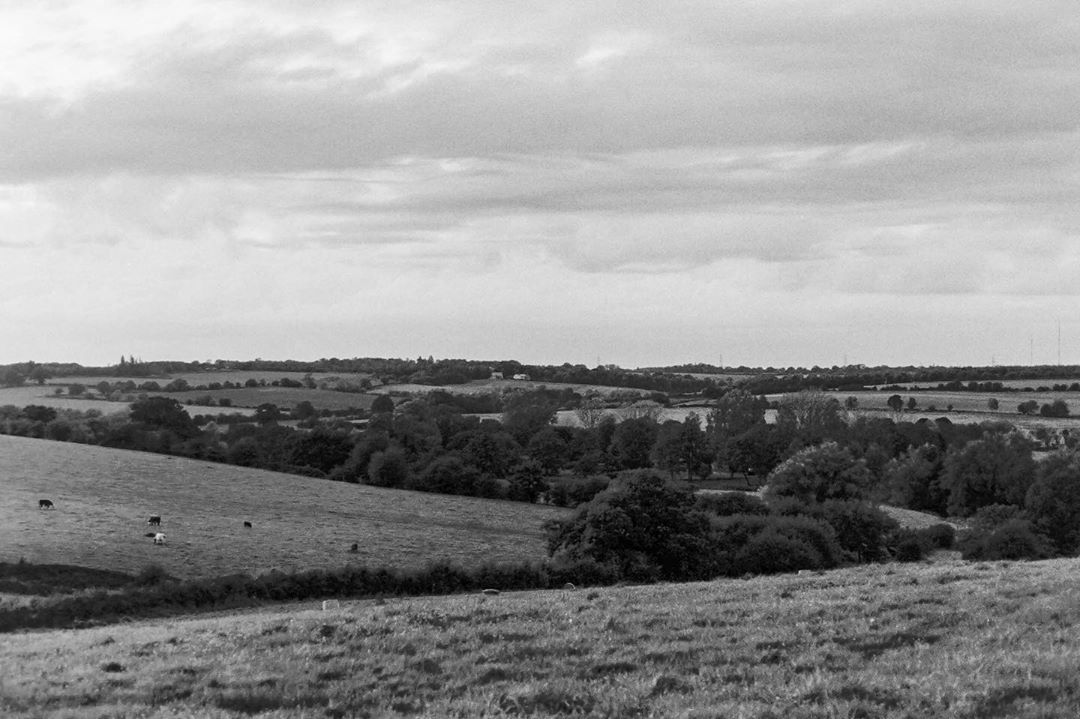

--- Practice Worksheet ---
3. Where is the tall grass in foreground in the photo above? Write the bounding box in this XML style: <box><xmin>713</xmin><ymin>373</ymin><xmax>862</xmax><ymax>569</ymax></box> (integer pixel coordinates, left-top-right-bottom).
<box><xmin>2</xmin><ymin>557</ymin><xmax>1080</xmax><ymax>717</ymax></box>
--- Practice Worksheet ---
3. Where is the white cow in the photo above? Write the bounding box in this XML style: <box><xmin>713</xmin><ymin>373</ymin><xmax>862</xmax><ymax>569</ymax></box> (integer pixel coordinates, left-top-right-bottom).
<box><xmin>153</xmin><ymin>533</ymin><xmax>166</xmax><ymax>545</ymax></box>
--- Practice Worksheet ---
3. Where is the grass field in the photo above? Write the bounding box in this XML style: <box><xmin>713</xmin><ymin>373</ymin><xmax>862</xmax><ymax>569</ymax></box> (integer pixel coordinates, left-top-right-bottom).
<box><xmin>2</xmin><ymin>556</ymin><xmax>1078</xmax><ymax>717</ymax></box>
<box><xmin>0</xmin><ymin>435</ymin><xmax>567</xmax><ymax>581</ymax></box>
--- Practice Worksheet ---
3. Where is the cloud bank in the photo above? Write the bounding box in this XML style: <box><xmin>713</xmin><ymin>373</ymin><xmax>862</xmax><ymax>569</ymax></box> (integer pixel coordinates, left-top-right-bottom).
<box><xmin>2</xmin><ymin>1</ymin><xmax>1079</xmax><ymax>367</ymax></box>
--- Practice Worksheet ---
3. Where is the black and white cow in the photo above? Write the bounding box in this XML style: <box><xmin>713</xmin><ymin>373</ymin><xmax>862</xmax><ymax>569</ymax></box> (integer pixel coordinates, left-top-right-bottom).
<box><xmin>38</xmin><ymin>499</ymin><xmax>54</xmax><ymax>509</ymax></box>
<box><xmin>147</xmin><ymin>515</ymin><xmax>161</xmax><ymax>526</ymax></box>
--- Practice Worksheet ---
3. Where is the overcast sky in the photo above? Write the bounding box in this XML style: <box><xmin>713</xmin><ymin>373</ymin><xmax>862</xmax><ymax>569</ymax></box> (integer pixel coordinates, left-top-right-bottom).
<box><xmin>2</xmin><ymin>1</ymin><xmax>1079</xmax><ymax>369</ymax></box>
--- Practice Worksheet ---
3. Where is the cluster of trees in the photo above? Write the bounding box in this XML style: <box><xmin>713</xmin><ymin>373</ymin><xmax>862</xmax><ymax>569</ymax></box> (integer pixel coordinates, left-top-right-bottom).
<box><xmin>6</xmin><ymin>382</ymin><xmax>1080</xmax><ymax>561</ymax></box>
<box><xmin>545</xmin><ymin>463</ymin><xmax>943</xmax><ymax>582</ymax></box>
<box><xmin>1017</xmin><ymin>399</ymin><xmax>1071</xmax><ymax>417</ymax></box>
<box><xmin>548</xmin><ymin>429</ymin><xmax>1080</xmax><ymax>583</ymax></box>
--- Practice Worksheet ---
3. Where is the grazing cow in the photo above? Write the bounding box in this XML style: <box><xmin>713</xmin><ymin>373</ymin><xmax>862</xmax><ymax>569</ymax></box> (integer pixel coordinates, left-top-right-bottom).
<box><xmin>38</xmin><ymin>499</ymin><xmax>54</xmax><ymax>509</ymax></box>
<box><xmin>153</xmin><ymin>533</ymin><xmax>166</xmax><ymax>545</ymax></box>
<box><xmin>243</xmin><ymin>521</ymin><xmax>252</xmax><ymax>528</ymax></box>
<box><xmin>147</xmin><ymin>515</ymin><xmax>161</xmax><ymax>526</ymax></box>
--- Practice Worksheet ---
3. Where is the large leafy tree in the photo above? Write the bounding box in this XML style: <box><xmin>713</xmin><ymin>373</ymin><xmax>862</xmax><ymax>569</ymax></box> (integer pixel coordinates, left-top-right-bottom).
<box><xmin>129</xmin><ymin>396</ymin><xmax>198</xmax><ymax>438</ymax></box>
<box><xmin>1025</xmin><ymin>450</ymin><xmax>1080</xmax><ymax>555</ymax></box>
<box><xmin>776</xmin><ymin>390</ymin><xmax>846</xmax><ymax>445</ymax></box>
<box><xmin>501</xmin><ymin>390</ymin><xmax>559</xmax><ymax>445</ymax></box>
<box><xmin>609</xmin><ymin>416</ymin><xmax>659</xmax><ymax>470</ymax></box>
<box><xmin>708</xmin><ymin>389</ymin><xmax>767</xmax><ymax>471</ymax></box>
<box><xmin>940</xmin><ymin>432</ymin><xmax>1034</xmax><ymax>517</ymax></box>
<box><xmin>879</xmin><ymin>443</ymin><xmax>949</xmax><ymax>515</ymax></box>
<box><xmin>546</xmin><ymin>472</ymin><xmax>715</xmax><ymax>581</ymax></box>
<box><xmin>764</xmin><ymin>441</ymin><xmax>872</xmax><ymax>504</ymax></box>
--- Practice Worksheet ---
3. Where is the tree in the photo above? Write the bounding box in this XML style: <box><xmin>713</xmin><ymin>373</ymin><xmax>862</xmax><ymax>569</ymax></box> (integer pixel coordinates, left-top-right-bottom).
<box><xmin>545</xmin><ymin>472</ymin><xmax>715</xmax><ymax>581</ymax></box>
<box><xmin>413</xmin><ymin>455</ymin><xmax>479</xmax><ymax>495</ymax></box>
<box><xmin>1040</xmin><ymin>399</ymin><xmax>1070</xmax><ymax>418</ymax></box>
<box><xmin>764</xmin><ymin>442</ymin><xmax>872</xmax><ymax>504</ymax></box>
<box><xmin>502</xmin><ymin>390</ymin><xmax>559</xmax><ymax>445</ymax></box>
<box><xmin>370</xmin><ymin>394</ymin><xmax>395</xmax><ymax>414</ymax></box>
<box><xmin>526</xmin><ymin>427</ymin><xmax>569</xmax><ymax>474</ymax></box>
<box><xmin>1025</xmin><ymin>450</ymin><xmax>1080</xmax><ymax>555</ymax></box>
<box><xmin>987</xmin><ymin>398</ymin><xmax>999</xmax><ymax>411</ymax></box>
<box><xmin>609</xmin><ymin>416</ymin><xmax>659</xmax><ymax>470</ymax></box>
<box><xmin>906</xmin><ymin>396</ymin><xmax>918</xmax><ymax>411</ymax></box>
<box><xmin>254</xmin><ymin>403</ymin><xmax>282</xmax><ymax>424</ymax></box>
<box><xmin>129</xmin><ymin>396</ymin><xmax>198</xmax><ymax>438</ymax></box>
<box><xmin>708</xmin><ymin>389</ymin><xmax>767</xmax><ymax>472</ymax></box>
<box><xmin>653</xmin><ymin>415</ymin><xmax>711</xmax><ymax>480</ymax></box>
<box><xmin>940</xmin><ymin>432</ymin><xmax>1035</xmax><ymax>517</ymax></box>
<box><xmin>1018</xmin><ymin>400</ymin><xmax>1039</xmax><ymax>415</ymax></box>
<box><xmin>456</xmin><ymin>429</ymin><xmax>521</xmax><ymax>477</ymax></box>
<box><xmin>574</xmin><ymin>396</ymin><xmax>607</xmax><ymax>430</ymax></box>
<box><xmin>886</xmin><ymin>394</ymin><xmax>904</xmax><ymax>415</ymax></box>
<box><xmin>508</xmin><ymin>459</ymin><xmax>547</xmax><ymax>502</ymax></box>
<box><xmin>290</xmin><ymin>400</ymin><xmax>317</xmax><ymax>420</ymax></box>
<box><xmin>776</xmin><ymin>391</ymin><xmax>846</xmax><ymax>444</ymax></box>
<box><xmin>727</xmin><ymin>424</ymin><xmax>786</xmax><ymax>485</ymax></box>
<box><xmin>366</xmin><ymin>446</ymin><xmax>410</xmax><ymax>487</ymax></box>
<box><xmin>879</xmin><ymin>443</ymin><xmax>949</xmax><ymax>515</ymax></box>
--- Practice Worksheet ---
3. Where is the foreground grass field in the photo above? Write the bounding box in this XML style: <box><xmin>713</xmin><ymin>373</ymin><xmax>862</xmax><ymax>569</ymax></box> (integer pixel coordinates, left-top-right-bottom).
<box><xmin>0</xmin><ymin>435</ymin><xmax>567</xmax><ymax>580</ymax></box>
<box><xmin>2</xmin><ymin>556</ymin><xmax>1078</xmax><ymax>717</ymax></box>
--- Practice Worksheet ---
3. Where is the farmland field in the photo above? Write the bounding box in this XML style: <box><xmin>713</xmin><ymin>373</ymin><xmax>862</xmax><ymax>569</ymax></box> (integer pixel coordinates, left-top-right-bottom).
<box><xmin>3</xmin><ymin>555</ymin><xmax>1079</xmax><ymax>717</ymax></box>
<box><xmin>0</xmin><ymin>435</ymin><xmax>567</xmax><ymax>580</ymax></box>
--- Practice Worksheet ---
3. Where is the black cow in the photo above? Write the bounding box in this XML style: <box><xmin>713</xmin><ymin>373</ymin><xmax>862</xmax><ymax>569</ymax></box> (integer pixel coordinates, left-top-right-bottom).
<box><xmin>147</xmin><ymin>515</ymin><xmax>161</xmax><ymax>526</ymax></box>
<box><xmin>38</xmin><ymin>499</ymin><xmax>53</xmax><ymax>509</ymax></box>
<box><xmin>350</xmin><ymin>542</ymin><xmax>359</xmax><ymax>552</ymax></box>
<box><xmin>243</xmin><ymin>521</ymin><xmax>252</xmax><ymax>528</ymax></box>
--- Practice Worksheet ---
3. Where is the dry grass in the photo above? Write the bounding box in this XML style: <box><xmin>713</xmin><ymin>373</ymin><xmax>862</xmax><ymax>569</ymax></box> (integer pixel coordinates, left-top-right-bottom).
<box><xmin>3</xmin><ymin>557</ymin><xmax>1079</xmax><ymax>717</ymax></box>
<box><xmin>0</xmin><ymin>435</ymin><xmax>567</xmax><ymax>581</ymax></box>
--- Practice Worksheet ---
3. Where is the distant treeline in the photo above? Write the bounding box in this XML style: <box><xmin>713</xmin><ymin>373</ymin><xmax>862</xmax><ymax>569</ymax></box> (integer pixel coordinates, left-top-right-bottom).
<box><xmin>9</xmin><ymin>357</ymin><xmax>1080</xmax><ymax>400</ymax></box>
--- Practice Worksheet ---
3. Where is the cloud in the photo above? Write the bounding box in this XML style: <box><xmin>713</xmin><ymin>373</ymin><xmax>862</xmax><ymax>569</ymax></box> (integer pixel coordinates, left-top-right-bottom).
<box><xmin>4</xmin><ymin>2</ymin><xmax>1080</xmax><ymax>366</ymax></box>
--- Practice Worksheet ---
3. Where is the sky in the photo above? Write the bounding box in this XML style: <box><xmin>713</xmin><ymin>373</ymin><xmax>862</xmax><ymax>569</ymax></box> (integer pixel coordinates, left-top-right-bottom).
<box><xmin>2</xmin><ymin>1</ymin><xmax>1080</xmax><ymax>369</ymax></box>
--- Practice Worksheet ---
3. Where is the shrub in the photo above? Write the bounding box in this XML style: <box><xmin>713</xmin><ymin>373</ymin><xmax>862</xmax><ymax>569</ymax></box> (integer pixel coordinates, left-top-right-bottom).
<box><xmin>919</xmin><ymin>523</ymin><xmax>956</xmax><ymax>550</ymax></box>
<box><xmin>711</xmin><ymin>514</ymin><xmax>841</xmax><ymax>576</ymax></box>
<box><xmin>968</xmin><ymin>503</ymin><xmax>1024</xmax><ymax>532</ymax></box>
<box><xmin>733</xmin><ymin>531</ymin><xmax>824</xmax><ymax>575</ymax></box>
<box><xmin>544</xmin><ymin>476</ymin><xmax>610</xmax><ymax>507</ymax></box>
<box><xmin>134</xmin><ymin>563</ymin><xmax>172</xmax><ymax>587</ymax></box>
<box><xmin>891</xmin><ymin>529</ymin><xmax>929</xmax><ymax>562</ymax></box>
<box><xmin>958</xmin><ymin>520</ymin><xmax>1053</xmax><ymax>561</ymax></box>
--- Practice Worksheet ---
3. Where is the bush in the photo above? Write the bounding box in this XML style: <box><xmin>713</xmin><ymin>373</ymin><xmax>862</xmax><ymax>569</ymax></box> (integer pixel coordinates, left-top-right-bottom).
<box><xmin>544</xmin><ymin>476</ymin><xmax>610</xmax><ymax>507</ymax></box>
<box><xmin>134</xmin><ymin>563</ymin><xmax>172</xmax><ymax>587</ymax></box>
<box><xmin>958</xmin><ymin>520</ymin><xmax>1053</xmax><ymax>561</ymax></box>
<box><xmin>891</xmin><ymin>529</ymin><xmax>930</xmax><ymax>562</ymax></box>
<box><xmin>711</xmin><ymin>514</ymin><xmax>841</xmax><ymax>576</ymax></box>
<box><xmin>767</xmin><ymin>498</ymin><xmax>897</xmax><ymax>563</ymax></box>
<box><xmin>919</xmin><ymin>523</ymin><xmax>956</xmax><ymax>549</ymax></box>
<box><xmin>733</xmin><ymin>531</ymin><xmax>824</xmax><ymax>575</ymax></box>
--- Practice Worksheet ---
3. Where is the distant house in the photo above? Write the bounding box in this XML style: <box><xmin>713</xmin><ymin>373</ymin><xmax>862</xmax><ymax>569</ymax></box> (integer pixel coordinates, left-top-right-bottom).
<box><xmin>490</xmin><ymin>371</ymin><xmax>504</xmax><ymax>380</ymax></box>
<box><xmin>512</xmin><ymin>373</ymin><xmax>531</xmax><ymax>381</ymax></box>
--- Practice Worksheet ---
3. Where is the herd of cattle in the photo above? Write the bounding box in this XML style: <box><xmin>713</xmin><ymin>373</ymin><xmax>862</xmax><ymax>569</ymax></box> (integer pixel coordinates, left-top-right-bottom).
<box><xmin>37</xmin><ymin>498</ymin><xmax>253</xmax><ymax>546</ymax></box>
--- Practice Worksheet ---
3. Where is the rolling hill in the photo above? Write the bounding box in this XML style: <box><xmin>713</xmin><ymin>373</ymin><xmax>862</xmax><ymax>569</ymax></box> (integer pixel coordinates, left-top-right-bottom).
<box><xmin>0</xmin><ymin>435</ymin><xmax>568</xmax><ymax>581</ymax></box>
<box><xmin>2</xmin><ymin>555</ymin><xmax>1078</xmax><ymax>717</ymax></box>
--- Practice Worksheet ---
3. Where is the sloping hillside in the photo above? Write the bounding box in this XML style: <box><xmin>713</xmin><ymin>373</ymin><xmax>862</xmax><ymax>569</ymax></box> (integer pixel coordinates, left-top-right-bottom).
<box><xmin>2</xmin><ymin>556</ymin><xmax>1078</xmax><ymax>717</ymax></box>
<box><xmin>0</xmin><ymin>435</ymin><xmax>568</xmax><ymax>580</ymax></box>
